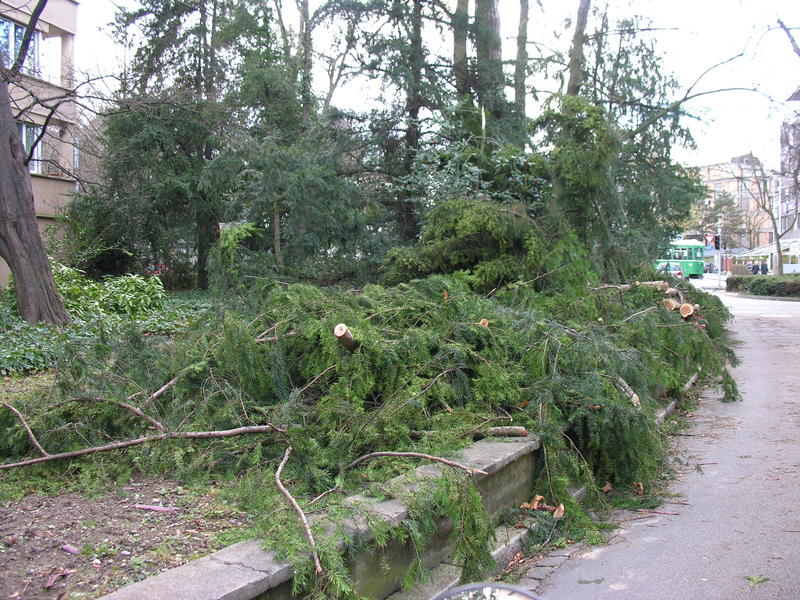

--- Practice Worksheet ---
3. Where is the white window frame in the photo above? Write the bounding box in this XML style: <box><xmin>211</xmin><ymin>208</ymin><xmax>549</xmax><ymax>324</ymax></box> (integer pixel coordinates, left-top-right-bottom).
<box><xmin>17</xmin><ymin>122</ymin><xmax>42</xmax><ymax>174</ymax></box>
<box><xmin>0</xmin><ymin>18</ymin><xmax>39</xmax><ymax>76</ymax></box>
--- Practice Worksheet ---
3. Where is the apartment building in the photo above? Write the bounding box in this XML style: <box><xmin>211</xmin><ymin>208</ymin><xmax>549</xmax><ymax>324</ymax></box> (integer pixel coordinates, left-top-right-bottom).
<box><xmin>697</xmin><ymin>153</ymin><xmax>773</xmax><ymax>250</ymax></box>
<box><xmin>0</xmin><ymin>0</ymin><xmax>77</xmax><ymax>285</ymax></box>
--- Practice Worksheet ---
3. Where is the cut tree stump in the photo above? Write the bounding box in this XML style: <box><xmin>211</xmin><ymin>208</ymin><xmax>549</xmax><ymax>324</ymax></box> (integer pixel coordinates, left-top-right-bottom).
<box><xmin>334</xmin><ymin>323</ymin><xmax>355</xmax><ymax>350</ymax></box>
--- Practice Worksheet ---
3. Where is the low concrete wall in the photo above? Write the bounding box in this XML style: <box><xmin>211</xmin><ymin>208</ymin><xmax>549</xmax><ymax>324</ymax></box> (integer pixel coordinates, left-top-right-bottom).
<box><xmin>101</xmin><ymin>436</ymin><xmax>541</xmax><ymax>600</ymax></box>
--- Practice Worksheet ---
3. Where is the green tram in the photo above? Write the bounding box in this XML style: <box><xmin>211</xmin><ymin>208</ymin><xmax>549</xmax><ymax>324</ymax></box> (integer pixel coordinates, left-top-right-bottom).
<box><xmin>655</xmin><ymin>239</ymin><xmax>705</xmax><ymax>279</ymax></box>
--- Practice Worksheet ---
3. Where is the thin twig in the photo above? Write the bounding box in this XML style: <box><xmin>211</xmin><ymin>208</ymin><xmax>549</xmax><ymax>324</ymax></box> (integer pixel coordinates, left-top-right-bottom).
<box><xmin>149</xmin><ymin>377</ymin><xmax>178</xmax><ymax>401</ymax></box>
<box><xmin>256</xmin><ymin>330</ymin><xmax>299</xmax><ymax>344</ymax></box>
<box><xmin>635</xmin><ymin>509</ymin><xmax>679</xmax><ymax>515</ymax></box>
<box><xmin>345</xmin><ymin>451</ymin><xmax>487</xmax><ymax>476</ymax></box>
<box><xmin>297</xmin><ymin>365</ymin><xmax>337</xmax><ymax>397</ymax></box>
<box><xmin>307</xmin><ymin>486</ymin><xmax>344</xmax><ymax>507</ymax></box>
<box><xmin>1</xmin><ymin>402</ymin><xmax>49</xmax><ymax>456</ymax></box>
<box><xmin>463</xmin><ymin>415</ymin><xmax>513</xmax><ymax>438</ymax></box>
<box><xmin>275</xmin><ymin>447</ymin><xmax>323</xmax><ymax>574</ymax></box>
<box><xmin>622</xmin><ymin>306</ymin><xmax>657</xmax><ymax>322</ymax></box>
<box><xmin>64</xmin><ymin>398</ymin><xmax>167</xmax><ymax>432</ymax></box>
<box><xmin>0</xmin><ymin>425</ymin><xmax>283</xmax><ymax>470</ymax></box>
<box><xmin>125</xmin><ymin>375</ymin><xmax>178</xmax><ymax>403</ymax></box>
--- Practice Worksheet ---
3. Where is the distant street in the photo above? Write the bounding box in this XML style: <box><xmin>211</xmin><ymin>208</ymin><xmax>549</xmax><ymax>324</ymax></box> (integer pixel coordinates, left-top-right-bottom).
<box><xmin>532</xmin><ymin>290</ymin><xmax>800</xmax><ymax>599</ymax></box>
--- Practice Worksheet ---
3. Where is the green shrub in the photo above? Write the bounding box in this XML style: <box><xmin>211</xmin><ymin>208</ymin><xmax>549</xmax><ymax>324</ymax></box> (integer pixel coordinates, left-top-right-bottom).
<box><xmin>726</xmin><ymin>275</ymin><xmax>800</xmax><ymax>296</ymax></box>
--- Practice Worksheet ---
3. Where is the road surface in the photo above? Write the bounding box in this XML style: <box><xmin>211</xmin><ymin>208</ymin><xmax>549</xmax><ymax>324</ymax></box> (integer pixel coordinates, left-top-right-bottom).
<box><xmin>530</xmin><ymin>292</ymin><xmax>800</xmax><ymax>600</ymax></box>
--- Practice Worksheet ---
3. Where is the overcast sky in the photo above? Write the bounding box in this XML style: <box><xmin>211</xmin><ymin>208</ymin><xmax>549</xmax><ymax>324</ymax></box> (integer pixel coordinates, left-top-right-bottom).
<box><xmin>76</xmin><ymin>0</ymin><xmax>799</xmax><ymax>169</ymax></box>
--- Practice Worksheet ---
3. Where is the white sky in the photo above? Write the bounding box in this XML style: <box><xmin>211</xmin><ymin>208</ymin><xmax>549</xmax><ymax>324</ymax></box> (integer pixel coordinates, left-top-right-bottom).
<box><xmin>76</xmin><ymin>0</ymin><xmax>800</xmax><ymax>169</ymax></box>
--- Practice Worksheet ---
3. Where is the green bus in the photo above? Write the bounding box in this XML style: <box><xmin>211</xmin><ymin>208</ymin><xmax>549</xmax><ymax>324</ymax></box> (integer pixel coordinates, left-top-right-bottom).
<box><xmin>655</xmin><ymin>240</ymin><xmax>705</xmax><ymax>279</ymax></box>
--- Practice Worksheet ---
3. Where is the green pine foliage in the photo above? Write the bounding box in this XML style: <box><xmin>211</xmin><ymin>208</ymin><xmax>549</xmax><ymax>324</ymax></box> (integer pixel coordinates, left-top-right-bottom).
<box><xmin>1</xmin><ymin>257</ymin><xmax>737</xmax><ymax>595</ymax></box>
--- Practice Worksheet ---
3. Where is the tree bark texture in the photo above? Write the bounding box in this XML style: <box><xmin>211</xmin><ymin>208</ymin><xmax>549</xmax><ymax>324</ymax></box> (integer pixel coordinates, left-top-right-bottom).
<box><xmin>474</xmin><ymin>0</ymin><xmax>505</xmax><ymax>118</ymax></box>
<box><xmin>404</xmin><ymin>0</ymin><xmax>423</xmax><ymax>172</ymax></box>
<box><xmin>453</xmin><ymin>0</ymin><xmax>470</xmax><ymax>98</ymax></box>
<box><xmin>0</xmin><ymin>81</ymin><xmax>70</xmax><ymax>326</ymax></box>
<box><xmin>298</xmin><ymin>0</ymin><xmax>313</xmax><ymax>123</ymax></box>
<box><xmin>273</xmin><ymin>199</ymin><xmax>284</xmax><ymax>270</ymax></box>
<box><xmin>514</xmin><ymin>0</ymin><xmax>529</xmax><ymax>115</ymax></box>
<box><xmin>566</xmin><ymin>0</ymin><xmax>591</xmax><ymax>97</ymax></box>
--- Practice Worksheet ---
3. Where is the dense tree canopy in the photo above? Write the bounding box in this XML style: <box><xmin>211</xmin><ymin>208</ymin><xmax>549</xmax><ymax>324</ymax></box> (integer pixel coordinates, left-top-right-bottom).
<box><xmin>65</xmin><ymin>0</ymin><xmax>710</xmax><ymax>290</ymax></box>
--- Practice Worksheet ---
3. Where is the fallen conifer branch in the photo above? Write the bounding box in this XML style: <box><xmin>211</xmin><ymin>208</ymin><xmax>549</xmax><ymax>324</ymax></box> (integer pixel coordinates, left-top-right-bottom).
<box><xmin>345</xmin><ymin>451</ymin><xmax>488</xmax><ymax>476</ymax></box>
<box><xmin>275</xmin><ymin>447</ymin><xmax>323</xmax><ymax>574</ymax></box>
<box><xmin>0</xmin><ymin>424</ymin><xmax>283</xmax><ymax>470</ymax></box>
<box><xmin>1</xmin><ymin>402</ymin><xmax>49</xmax><ymax>456</ymax></box>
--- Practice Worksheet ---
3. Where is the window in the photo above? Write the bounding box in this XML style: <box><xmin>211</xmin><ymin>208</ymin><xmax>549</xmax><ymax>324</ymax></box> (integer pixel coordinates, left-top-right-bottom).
<box><xmin>0</xmin><ymin>18</ymin><xmax>39</xmax><ymax>76</ymax></box>
<box><xmin>17</xmin><ymin>122</ymin><xmax>42</xmax><ymax>174</ymax></box>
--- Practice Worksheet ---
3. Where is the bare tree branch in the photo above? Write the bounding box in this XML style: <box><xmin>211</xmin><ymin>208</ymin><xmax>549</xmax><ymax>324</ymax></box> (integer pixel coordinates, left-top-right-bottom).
<box><xmin>60</xmin><ymin>397</ymin><xmax>168</xmax><ymax>432</ymax></box>
<box><xmin>777</xmin><ymin>19</ymin><xmax>800</xmax><ymax>59</ymax></box>
<box><xmin>7</xmin><ymin>0</ymin><xmax>48</xmax><ymax>77</ymax></box>
<box><xmin>0</xmin><ymin>424</ymin><xmax>283</xmax><ymax>470</ymax></box>
<box><xmin>275</xmin><ymin>447</ymin><xmax>323</xmax><ymax>574</ymax></box>
<box><xmin>1</xmin><ymin>402</ymin><xmax>49</xmax><ymax>456</ymax></box>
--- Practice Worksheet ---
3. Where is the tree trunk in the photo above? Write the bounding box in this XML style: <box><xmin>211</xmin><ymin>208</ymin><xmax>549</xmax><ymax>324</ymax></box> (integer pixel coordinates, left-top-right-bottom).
<box><xmin>298</xmin><ymin>0</ymin><xmax>312</xmax><ymax>123</ymax></box>
<box><xmin>404</xmin><ymin>0</ymin><xmax>423</xmax><ymax>171</ymax></box>
<box><xmin>474</xmin><ymin>0</ymin><xmax>505</xmax><ymax>118</ymax></box>
<box><xmin>453</xmin><ymin>0</ymin><xmax>470</xmax><ymax>98</ymax></box>
<box><xmin>566</xmin><ymin>0</ymin><xmax>591</xmax><ymax>97</ymax></box>
<box><xmin>769</xmin><ymin>211</ymin><xmax>784</xmax><ymax>276</ymax></box>
<box><xmin>0</xmin><ymin>81</ymin><xmax>70</xmax><ymax>326</ymax></box>
<box><xmin>196</xmin><ymin>212</ymin><xmax>216</xmax><ymax>289</ymax></box>
<box><xmin>273</xmin><ymin>199</ymin><xmax>284</xmax><ymax>270</ymax></box>
<box><xmin>514</xmin><ymin>0</ymin><xmax>529</xmax><ymax>115</ymax></box>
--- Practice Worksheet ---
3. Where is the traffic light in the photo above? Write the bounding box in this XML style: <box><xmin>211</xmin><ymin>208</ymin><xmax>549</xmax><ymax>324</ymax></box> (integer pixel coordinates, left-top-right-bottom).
<box><xmin>714</xmin><ymin>235</ymin><xmax>720</xmax><ymax>250</ymax></box>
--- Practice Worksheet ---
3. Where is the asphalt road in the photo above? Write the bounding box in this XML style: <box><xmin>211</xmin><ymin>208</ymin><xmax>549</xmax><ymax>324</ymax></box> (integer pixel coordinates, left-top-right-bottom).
<box><xmin>532</xmin><ymin>292</ymin><xmax>800</xmax><ymax>600</ymax></box>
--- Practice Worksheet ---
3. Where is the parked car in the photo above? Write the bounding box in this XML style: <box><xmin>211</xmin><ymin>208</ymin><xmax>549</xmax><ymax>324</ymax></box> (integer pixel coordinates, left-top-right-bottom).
<box><xmin>657</xmin><ymin>262</ymin><xmax>684</xmax><ymax>279</ymax></box>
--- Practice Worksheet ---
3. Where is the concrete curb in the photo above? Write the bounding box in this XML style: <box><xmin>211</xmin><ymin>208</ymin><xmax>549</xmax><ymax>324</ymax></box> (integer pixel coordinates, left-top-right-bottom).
<box><xmin>101</xmin><ymin>436</ymin><xmax>541</xmax><ymax>600</ymax></box>
<box><xmin>724</xmin><ymin>291</ymin><xmax>800</xmax><ymax>302</ymax></box>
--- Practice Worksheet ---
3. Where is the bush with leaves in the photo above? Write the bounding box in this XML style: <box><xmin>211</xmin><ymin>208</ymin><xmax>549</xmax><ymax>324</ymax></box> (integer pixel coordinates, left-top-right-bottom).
<box><xmin>726</xmin><ymin>275</ymin><xmax>800</xmax><ymax>297</ymax></box>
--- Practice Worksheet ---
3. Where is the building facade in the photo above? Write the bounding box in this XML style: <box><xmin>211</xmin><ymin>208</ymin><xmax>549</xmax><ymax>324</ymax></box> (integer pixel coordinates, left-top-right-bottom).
<box><xmin>776</xmin><ymin>89</ymin><xmax>800</xmax><ymax>241</ymax></box>
<box><xmin>697</xmin><ymin>153</ymin><xmax>773</xmax><ymax>251</ymax></box>
<box><xmin>0</xmin><ymin>0</ymin><xmax>77</xmax><ymax>285</ymax></box>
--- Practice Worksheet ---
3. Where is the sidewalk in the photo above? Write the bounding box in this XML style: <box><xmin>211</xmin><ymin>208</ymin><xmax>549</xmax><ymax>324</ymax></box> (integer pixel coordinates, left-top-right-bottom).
<box><xmin>523</xmin><ymin>295</ymin><xmax>800</xmax><ymax>599</ymax></box>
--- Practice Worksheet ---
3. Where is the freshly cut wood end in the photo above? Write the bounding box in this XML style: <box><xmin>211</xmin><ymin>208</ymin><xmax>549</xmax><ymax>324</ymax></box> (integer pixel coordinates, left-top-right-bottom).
<box><xmin>679</xmin><ymin>303</ymin><xmax>694</xmax><ymax>318</ymax></box>
<box><xmin>663</xmin><ymin>298</ymin><xmax>680</xmax><ymax>311</ymax></box>
<box><xmin>334</xmin><ymin>323</ymin><xmax>355</xmax><ymax>349</ymax></box>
